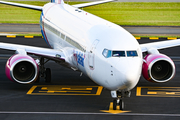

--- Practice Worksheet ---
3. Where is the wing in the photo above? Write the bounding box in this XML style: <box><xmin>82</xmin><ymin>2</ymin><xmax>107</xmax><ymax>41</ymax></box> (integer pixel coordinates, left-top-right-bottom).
<box><xmin>0</xmin><ymin>1</ymin><xmax>42</xmax><ymax>11</ymax></box>
<box><xmin>140</xmin><ymin>39</ymin><xmax>180</xmax><ymax>52</ymax></box>
<box><xmin>0</xmin><ymin>42</ymin><xmax>65</xmax><ymax>62</ymax></box>
<box><xmin>72</xmin><ymin>0</ymin><xmax>115</xmax><ymax>8</ymax></box>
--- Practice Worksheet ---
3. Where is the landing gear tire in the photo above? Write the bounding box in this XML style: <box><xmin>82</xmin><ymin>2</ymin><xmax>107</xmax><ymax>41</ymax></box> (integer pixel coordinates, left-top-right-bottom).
<box><xmin>113</xmin><ymin>99</ymin><xmax>117</xmax><ymax>110</ymax></box>
<box><xmin>120</xmin><ymin>99</ymin><xmax>124</xmax><ymax>110</ymax></box>
<box><xmin>111</xmin><ymin>90</ymin><xmax>130</xmax><ymax>111</ymax></box>
<box><xmin>45</xmin><ymin>68</ymin><xmax>51</xmax><ymax>83</ymax></box>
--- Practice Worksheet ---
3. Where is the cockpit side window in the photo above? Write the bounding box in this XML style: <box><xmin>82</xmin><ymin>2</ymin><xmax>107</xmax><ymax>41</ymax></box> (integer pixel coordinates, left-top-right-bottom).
<box><xmin>102</xmin><ymin>49</ymin><xmax>108</xmax><ymax>58</ymax></box>
<box><xmin>127</xmin><ymin>51</ymin><xmax>138</xmax><ymax>57</ymax></box>
<box><xmin>102</xmin><ymin>49</ymin><xmax>112</xmax><ymax>58</ymax></box>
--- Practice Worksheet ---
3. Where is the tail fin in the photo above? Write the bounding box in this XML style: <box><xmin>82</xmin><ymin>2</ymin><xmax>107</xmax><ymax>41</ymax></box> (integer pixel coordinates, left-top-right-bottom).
<box><xmin>51</xmin><ymin>0</ymin><xmax>64</xmax><ymax>4</ymax></box>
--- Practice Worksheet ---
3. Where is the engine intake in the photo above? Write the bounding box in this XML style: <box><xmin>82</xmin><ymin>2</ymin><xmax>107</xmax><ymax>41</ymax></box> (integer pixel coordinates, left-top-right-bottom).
<box><xmin>5</xmin><ymin>54</ymin><xmax>39</xmax><ymax>84</ymax></box>
<box><xmin>142</xmin><ymin>54</ymin><xmax>175</xmax><ymax>83</ymax></box>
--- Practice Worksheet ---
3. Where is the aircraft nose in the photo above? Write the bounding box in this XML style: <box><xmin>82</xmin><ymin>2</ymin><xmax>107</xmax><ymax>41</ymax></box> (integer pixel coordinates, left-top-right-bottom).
<box><xmin>124</xmin><ymin>69</ymin><xmax>140</xmax><ymax>89</ymax></box>
<box><xmin>115</xmin><ymin>58</ymin><xmax>142</xmax><ymax>90</ymax></box>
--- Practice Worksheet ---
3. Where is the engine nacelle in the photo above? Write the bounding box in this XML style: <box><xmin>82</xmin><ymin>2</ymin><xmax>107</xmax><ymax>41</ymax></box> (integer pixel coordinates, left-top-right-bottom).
<box><xmin>5</xmin><ymin>54</ymin><xmax>39</xmax><ymax>84</ymax></box>
<box><xmin>142</xmin><ymin>54</ymin><xmax>175</xmax><ymax>83</ymax></box>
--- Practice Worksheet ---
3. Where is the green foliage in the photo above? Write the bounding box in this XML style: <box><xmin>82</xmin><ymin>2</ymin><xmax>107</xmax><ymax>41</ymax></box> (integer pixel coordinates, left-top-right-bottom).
<box><xmin>83</xmin><ymin>2</ymin><xmax>180</xmax><ymax>26</ymax></box>
<box><xmin>0</xmin><ymin>1</ymin><xmax>180</xmax><ymax>26</ymax></box>
<box><xmin>0</xmin><ymin>1</ymin><xmax>47</xmax><ymax>23</ymax></box>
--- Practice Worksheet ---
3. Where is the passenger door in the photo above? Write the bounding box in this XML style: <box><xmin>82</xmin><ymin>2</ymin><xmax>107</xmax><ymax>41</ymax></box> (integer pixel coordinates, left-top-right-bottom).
<box><xmin>88</xmin><ymin>39</ymin><xmax>99</xmax><ymax>70</ymax></box>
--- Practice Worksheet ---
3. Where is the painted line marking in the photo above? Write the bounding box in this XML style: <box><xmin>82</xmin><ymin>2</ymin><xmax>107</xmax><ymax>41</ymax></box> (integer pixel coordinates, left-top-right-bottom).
<box><xmin>147</xmin><ymin>92</ymin><xmax>157</xmax><ymax>95</ymax></box>
<box><xmin>137</xmin><ymin>87</ymin><xmax>180</xmax><ymax>97</ymax></box>
<box><xmin>39</xmin><ymin>90</ymin><xmax>91</xmax><ymax>93</ymax></box>
<box><xmin>62</xmin><ymin>88</ymin><xmax>71</xmax><ymax>90</ymax></box>
<box><xmin>96</xmin><ymin>86</ymin><xmax>103</xmax><ymax>95</ymax></box>
<box><xmin>149</xmin><ymin>37</ymin><xmax>159</xmax><ymax>40</ymax></box>
<box><xmin>101</xmin><ymin>102</ymin><xmax>130</xmax><ymax>114</ymax></box>
<box><xmin>27</xmin><ymin>85</ymin><xmax>103</xmax><ymax>95</ymax></box>
<box><xmin>6</xmin><ymin>35</ymin><xmax>16</xmax><ymax>38</ymax></box>
<box><xmin>135</xmin><ymin>37</ymin><xmax>141</xmax><ymax>39</ymax></box>
<box><xmin>1</xmin><ymin>111</ymin><xmax>180</xmax><ymax>116</ymax></box>
<box><xmin>41</xmin><ymin>87</ymin><xmax>47</xmax><ymax>90</ymax></box>
<box><xmin>168</xmin><ymin>37</ymin><xmax>177</xmax><ymax>40</ymax></box>
<box><xmin>26</xmin><ymin>86</ymin><xmax>37</xmax><ymax>94</ymax></box>
<box><xmin>166</xmin><ymin>92</ymin><xmax>175</xmax><ymax>95</ymax></box>
<box><xmin>86</xmin><ymin>88</ymin><xmax>92</xmax><ymax>90</ymax></box>
<box><xmin>24</xmin><ymin>36</ymin><xmax>34</xmax><ymax>38</ymax></box>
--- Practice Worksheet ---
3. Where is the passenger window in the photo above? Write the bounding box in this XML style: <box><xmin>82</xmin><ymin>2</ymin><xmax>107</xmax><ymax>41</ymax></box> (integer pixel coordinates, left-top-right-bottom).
<box><xmin>127</xmin><ymin>51</ymin><xmax>138</xmax><ymax>57</ymax></box>
<box><xmin>112</xmin><ymin>51</ymin><xmax>125</xmax><ymax>57</ymax></box>
<box><xmin>61</xmin><ymin>33</ymin><xmax>65</xmax><ymax>39</ymax></box>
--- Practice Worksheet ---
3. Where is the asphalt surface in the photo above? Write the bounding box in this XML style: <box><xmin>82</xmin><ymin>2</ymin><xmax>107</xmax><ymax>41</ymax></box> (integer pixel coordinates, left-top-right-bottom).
<box><xmin>1</xmin><ymin>24</ymin><xmax>180</xmax><ymax>36</ymax></box>
<box><xmin>0</xmin><ymin>24</ymin><xmax>41</xmax><ymax>35</ymax></box>
<box><xmin>0</xmin><ymin>37</ymin><xmax>180</xmax><ymax>119</ymax></box>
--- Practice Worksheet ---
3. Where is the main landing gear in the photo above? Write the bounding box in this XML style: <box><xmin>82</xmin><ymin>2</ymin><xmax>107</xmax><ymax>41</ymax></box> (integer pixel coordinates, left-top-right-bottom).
<box><xmin>36</xmin><ymin>57</ymin><xmax>51</xmax><ymax>83</ymax></box>
<box><xmin>111</xmin><ymin>90</ymin><xmax>131</xmax><ymax>110</ymax></box>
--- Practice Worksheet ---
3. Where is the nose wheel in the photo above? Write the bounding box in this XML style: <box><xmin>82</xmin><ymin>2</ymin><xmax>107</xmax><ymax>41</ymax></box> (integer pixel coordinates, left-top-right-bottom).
<box><xmin>113</xmin><ymin>98</ymin><xmax>124</xmax><ymax>110</ymax></box>
<box><xmin>111</xmin><ymin>90</ymin><xmax>130</xmax><ymax>110</ymax></box>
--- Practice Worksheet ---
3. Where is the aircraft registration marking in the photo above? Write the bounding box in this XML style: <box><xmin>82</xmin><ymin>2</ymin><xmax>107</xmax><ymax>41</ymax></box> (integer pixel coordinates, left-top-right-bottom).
<box><xmin>137</xmin><ymin>87</ymin><xmax>180</xmax><ymax>97</ymax></box>
<box><xmin>27</xmin><ymin>85</ymin><xmax>103</xmax><ymax>95</ymax></box>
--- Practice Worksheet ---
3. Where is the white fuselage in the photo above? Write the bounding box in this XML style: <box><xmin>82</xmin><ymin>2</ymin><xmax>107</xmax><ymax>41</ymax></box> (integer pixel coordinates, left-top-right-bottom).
<box><xmin>40</xmin><ymin>3</ymin><xmax>143</xmax><ymax>91</ymax></box>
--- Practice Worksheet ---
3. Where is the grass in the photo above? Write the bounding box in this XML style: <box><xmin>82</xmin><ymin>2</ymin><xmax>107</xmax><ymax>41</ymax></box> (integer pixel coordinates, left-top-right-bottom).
<box><xmin>84</xmin><ymin>2</ymin><xmax>180</xmax><ymax>26</ymax></box>
<box><xmin>17</xmin><ymin>33</ymin><xmax>42</xmax><ymax>36</ymax></box>
<box><xmin>134</xmin><ymin>35</ymin><xmax>180</xmax><ymax>38</ymax></box>
<box><xmin>0</xmin><ymin>1</ymin><xmax>47</xmax><ymax>23</ymax></box>
<box><xmin>0</xmin><ymin>1</ymin><xmax>180</xmax><ymax>26</ymax></box>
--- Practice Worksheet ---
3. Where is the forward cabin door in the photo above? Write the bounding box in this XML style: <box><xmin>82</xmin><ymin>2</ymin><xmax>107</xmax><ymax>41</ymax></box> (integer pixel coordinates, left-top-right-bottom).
<box><xmin>88</xmin><ymin>39</ymin><xmax>99</xmax><ymax>70</ymax></box>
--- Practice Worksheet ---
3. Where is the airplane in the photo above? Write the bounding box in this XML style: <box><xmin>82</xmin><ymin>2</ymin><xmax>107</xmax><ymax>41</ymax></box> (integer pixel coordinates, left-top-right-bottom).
<box><xmin>0</xmin><ymin>0</ymin><xmax>180</xmax><ymax>110</ymax></box>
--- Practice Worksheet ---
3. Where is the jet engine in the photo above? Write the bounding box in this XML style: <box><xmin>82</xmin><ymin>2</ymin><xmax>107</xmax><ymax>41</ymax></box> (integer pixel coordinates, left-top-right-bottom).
<box><xmin>142</xmin><ymin>54</ymin><xmax>175</xmax><ymax>83</ymax></box>
<box><xmin>5</xmin><ymin>54</ymin><xmax>39</xmax><ymax>84</ymax></box>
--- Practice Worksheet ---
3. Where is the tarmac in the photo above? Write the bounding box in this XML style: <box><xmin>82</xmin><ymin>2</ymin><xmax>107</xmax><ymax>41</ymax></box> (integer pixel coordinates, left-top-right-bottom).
<box><xmin>0</xmin><ymin>23</ymin><xmax>180</xmax><ymax>36</ymax></box>
<box><xmin>0</xmin><ymin>37</ymin><xmax>180</xmax><ymax>119</ymax></box>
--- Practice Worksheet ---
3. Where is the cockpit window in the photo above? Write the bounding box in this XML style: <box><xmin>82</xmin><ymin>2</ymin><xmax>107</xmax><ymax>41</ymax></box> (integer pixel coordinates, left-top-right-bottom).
<box><xmin>102</xmin><ymin>49</ymin><xmax>138</xmax><ymax>58</ymax></box>
<box><xmin>127</xmin><ymin>51</ymin><xmax>138</xmax><ymax>57</ymax></box>
<box><xmin>102</xmin><ymin>49</ymin><xmax>112</xmax><ymax>58</ymax></box>
<box><xmin>103</xmin><ymin>49</ymin><xmax>125</xmax><ymax>58</ymax></box>
<box><xmin>112</xmin><ymin>51</ymin><xmax>125</xmax><ymax>57</ymax></box>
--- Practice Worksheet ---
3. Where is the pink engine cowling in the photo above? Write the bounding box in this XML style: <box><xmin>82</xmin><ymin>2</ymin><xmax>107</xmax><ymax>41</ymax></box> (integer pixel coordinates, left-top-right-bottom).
<box><xmin>142</xmin><ymin>54</ymin><xmax>175</xmax><ymax>83</ymax></box>
<box><xmin>5</xmin><ymin>54</ymin><xmax>39</xmax><ymax>84</ymax></box>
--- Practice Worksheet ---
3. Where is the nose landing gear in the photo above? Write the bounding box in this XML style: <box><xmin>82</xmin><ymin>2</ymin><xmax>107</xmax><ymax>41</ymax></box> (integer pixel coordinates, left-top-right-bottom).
<box><xmin>113</xmin><ymin>98</ymin><xmax>124</xmax><ymax>110</ymax></box>
<box><xmin>111</xmin><ymin>90</ymin><xmax>131</xmax><ymax>110</ymax></box>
